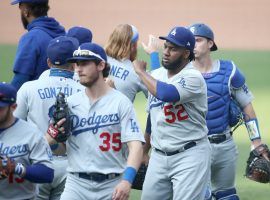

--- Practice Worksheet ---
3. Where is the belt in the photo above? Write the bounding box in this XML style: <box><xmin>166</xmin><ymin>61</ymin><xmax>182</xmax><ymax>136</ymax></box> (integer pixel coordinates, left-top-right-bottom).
<box><xmin>154</xmin><ymin>141</ymin><xmax>197</xmax><ymax>156</ymax></box>
<box><xmin>208</xmin><ymin>133</ymin><xmax>231</xmax><ymax>144</ymax></box>
<box><xmin>71</xmin><ymin>172</ymin><xmax>120</xmax><ymax>182</ymax></box>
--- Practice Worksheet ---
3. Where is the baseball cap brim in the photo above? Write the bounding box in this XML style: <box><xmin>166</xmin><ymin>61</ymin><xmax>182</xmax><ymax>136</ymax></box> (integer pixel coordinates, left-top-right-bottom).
<box><xmin>11</xmin><ymin>0</ymin><xmax>20</xmax><ymax>5</ymax></box>
<box><xmin>67</xmin><ymin>56</ymin><xmax>103</xmax><ymax>63</ymax></box>
<box><xmin>0</xmin><ymin>102</ymin><xmax>11</xmax><ymax>107</ymax></box>
<box><xmin>159</xmin><ymin>36</ymin><xmax>186</xmax><ymax>48</ymax></box>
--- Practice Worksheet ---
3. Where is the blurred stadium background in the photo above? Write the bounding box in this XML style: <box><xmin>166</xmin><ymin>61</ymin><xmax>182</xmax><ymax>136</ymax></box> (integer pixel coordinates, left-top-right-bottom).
<box><xmin>1</xmin><ymin>0</ymin><xmax>269</xmax><ymax>199</ymax></box>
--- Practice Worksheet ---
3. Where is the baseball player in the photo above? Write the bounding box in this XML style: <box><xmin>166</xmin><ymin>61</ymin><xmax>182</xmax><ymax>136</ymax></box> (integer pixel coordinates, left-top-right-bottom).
<box><xmin>39</xmin><ymin>26</ymin><xmax>93</xmax><ymax>82</ymax></box>
<box><xmin>45</xmin><ymin>42</ymin><xmax>145</xmax><ymax>200</ymax></box>
<box><xmin>187</xmin><ymin>23</ymin><xmax>266</xmax><ymax>200</ymax></box>
<box><xmin>10</xmin><ymin>0</ymin><xmax>65</xmax><ymax>89</ymax></box>
<box><xmin>104</xmin><ymin>24</ymin><xmax>148</xmax><ymax>102</ymax></box>
<box><xmin>133</xmin><ymin>26</ymin><xmax>211</xmax><ymax>200</ymax></box>
<box><xmin>0</xmin><ymin>82</ymin><xmax>54</xmax><ymax>200</ymax></box>
<box><xmin>14</xmin><ymin>36</ymin><xmax>83</xmax><ymax>200</ymax></box>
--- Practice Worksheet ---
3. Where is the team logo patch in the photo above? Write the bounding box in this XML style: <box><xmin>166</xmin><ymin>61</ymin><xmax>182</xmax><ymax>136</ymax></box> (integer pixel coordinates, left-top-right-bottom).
<box><xmin>171</xmin><ymin>28</ymin><xmax>177</xmax><ymax>36</ymax></box>
<box><xmin>179</xmin><ymin>78</ymin><xmax>186</xmax><ymax>88</ymax></box>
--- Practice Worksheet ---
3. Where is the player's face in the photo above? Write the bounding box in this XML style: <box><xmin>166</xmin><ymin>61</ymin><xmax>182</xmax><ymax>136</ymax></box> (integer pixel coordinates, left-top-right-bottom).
<box><xmin>0</xmin><ymin>106</ymin><xmax>12</xmax><ymax>128</ymax></box>
<box><xmin>162</xmin><ymin>41</ymin><xmax>188</xmax><ymax>70</ymax></box>
<box><xmin>194</xmin><ymin>36</ymin><xmax>212</xmax><ymax>59</ymax></box>
<box><xmin>75</xmin><ymin>60</ymin><xmax>100</xmax><ymax>87</ymax></box>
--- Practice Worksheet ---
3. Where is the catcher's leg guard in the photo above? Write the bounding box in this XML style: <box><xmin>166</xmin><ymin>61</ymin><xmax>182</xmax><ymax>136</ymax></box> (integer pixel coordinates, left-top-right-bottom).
<box><xmin>213</xmin><ymin>188</ymin><xmax>239</xmax><ymax>200</ymax></box>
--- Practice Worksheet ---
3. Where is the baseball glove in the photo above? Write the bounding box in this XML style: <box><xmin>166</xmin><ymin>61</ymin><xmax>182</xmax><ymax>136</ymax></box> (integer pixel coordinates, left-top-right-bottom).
<box><xmin>0</xmin><ymin>155</ymin><xmax>15</xmax><ymax>179</ymax></box>
<box><xmin>47</xmin><ymin>92</ymin><xmax>71</xmax><ymax>143</ymax></box>
<box><xmin>245</xmin><ymin>144</ymin><xmax>270</xmax><ymax>183</ymax></box>
<box><xmin>132</xmin><ymin>164</ymin><xmax>148</xmax><ymax>190</ymax></box>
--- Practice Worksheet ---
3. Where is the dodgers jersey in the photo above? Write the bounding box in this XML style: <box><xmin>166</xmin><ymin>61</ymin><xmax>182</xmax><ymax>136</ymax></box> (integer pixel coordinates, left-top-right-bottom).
<box><xmin>14</xmin><ymin>69</ymin><xmax>84</xmax><ymax>134</ymax></box>
<box><xmin>0</xmin><ymin>119</ymin><xmax>53</xmax><ymax>200</ymax></box>
<box><xmin>108</xmin><ymin>56</ymin><xmax>148</xmax><ymax>102</ymax></box>
<box><xmin>148</xmin><ymin>63</ymin><xmax>208</xmax><ymax>152</ymax></box>
<box><xmin>66</xmin><ymin>89</ymin><xmax>145</xmax><ymax>174</ymax></box>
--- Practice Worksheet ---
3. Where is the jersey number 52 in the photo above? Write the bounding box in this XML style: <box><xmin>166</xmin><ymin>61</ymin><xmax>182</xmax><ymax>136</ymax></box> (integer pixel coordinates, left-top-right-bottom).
<box><xmin>164</xmin><ymin>104</ymin><xmax>188</xmax><ymax>123</ymax></box>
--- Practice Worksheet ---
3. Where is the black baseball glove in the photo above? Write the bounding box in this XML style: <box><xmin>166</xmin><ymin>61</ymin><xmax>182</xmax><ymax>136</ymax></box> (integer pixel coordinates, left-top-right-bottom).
<box><xmin>132</xmin><ymin>164</ymin><xmax>148</xmax><ymax>190</ymax></box>
<box><xmin>47</xmin><ymin>92</ymin><xmax>71</xmax><ymax>143</ymax></box>
<box><xmin>245</xmin><ymin>144</ymin><xmax>270</xmax><ymax>183</ymax></box>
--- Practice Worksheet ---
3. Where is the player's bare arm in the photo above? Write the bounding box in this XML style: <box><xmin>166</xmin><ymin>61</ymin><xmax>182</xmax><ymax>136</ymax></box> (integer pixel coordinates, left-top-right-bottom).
<box><xmin>112</xmin><ymin>140</ymin><xmax>143</xmax><ymax>200</ymax></box>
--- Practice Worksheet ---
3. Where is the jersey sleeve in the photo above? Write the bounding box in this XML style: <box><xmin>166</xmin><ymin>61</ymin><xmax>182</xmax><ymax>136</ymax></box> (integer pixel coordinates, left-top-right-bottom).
<box><xmin>119</xmin><ymin>99</ymin><xmax>145</xmax><ymax>143</ymax></box>
<box><xmin>231</xmin><ymin>84</ymin><xmax>254</xmax><ymax>108</ymax></box>
<box><xmin>14</xmin><ymin>83</ymin><xmax>29</xmax><ymax>120</ymax></box>
<box><xmin>13</xmin><ymin>33</ymin><xmax>39</xmax><ymax>76</ymax></box>
<box><xmin>173</xmin><ymin>72</ymin><xmax>204</xmax><ymax>103</ymax></box>
<box><xmin>29</xmin><ymin>130</ymin><xmax>53</xmax><ymax>168</ymax></box>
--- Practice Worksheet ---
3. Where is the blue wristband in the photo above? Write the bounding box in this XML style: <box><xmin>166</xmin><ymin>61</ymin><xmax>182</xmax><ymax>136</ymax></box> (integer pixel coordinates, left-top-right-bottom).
<box><xmin>122</xmin><ymin>166</ymin><xmax>137</xmax><ymax>184</ymax></box>
<box><xmin>150</xmin><ymin>52</ymin><xmax>160</xmax><ymax>70</ymax></box>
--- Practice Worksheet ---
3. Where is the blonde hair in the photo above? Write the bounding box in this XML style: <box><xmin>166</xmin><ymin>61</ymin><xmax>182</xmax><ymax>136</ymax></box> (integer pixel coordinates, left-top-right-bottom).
<box><xmin>105</xmin><ymin>24</ymin><xmax>133</xmax><ymax>60</ymax></box>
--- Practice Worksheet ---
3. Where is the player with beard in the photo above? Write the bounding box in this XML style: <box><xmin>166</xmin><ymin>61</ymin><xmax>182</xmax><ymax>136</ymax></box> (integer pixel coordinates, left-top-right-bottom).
<box><xmin>104</xmin><ymin>24</ymin><xmax>148</xmax><ymax>103</ymax></box>
<box><xmin>10</xmin><ymin>0</ymin><xmax>65</xmax><ymax>89</ymax></box>
<box><xmin>133</xmin><ymin>26</ymin><xmax>211</xmax><ymax>200</ymax></box>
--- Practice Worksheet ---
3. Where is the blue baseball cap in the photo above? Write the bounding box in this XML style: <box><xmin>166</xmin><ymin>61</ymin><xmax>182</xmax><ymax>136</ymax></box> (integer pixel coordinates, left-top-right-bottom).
<box><xmin>0</xmin><ymin>83</ymin><xmax>17</xmax><ymax>107</ymax></box>
<box><xmin>159</xmin><ymin>26</ymin><xmax>195</xmax><ymax>60</ymax></box>
<box><xmin>47</xmin><ymin>36</ymin><xmax>79</xmax><ymax>66</ymax></box>
<box><xmin>67</xmin><ymin>43</ymin><xmax>107</xmax><ymax>63</ymax></box>
<box><xmin>67</xmin><ymin>26</ymin><xmax>93</xmax><ymax>45</ymax></box>
<box><xmin>188</xmin><ymin>23</ymin><xmax>218</xmax><ymax>51</ymax></box>
<box><xmin>11</xmin><ymin>0</ymin><xmax>48</xmax><ymax>5</ymax></box>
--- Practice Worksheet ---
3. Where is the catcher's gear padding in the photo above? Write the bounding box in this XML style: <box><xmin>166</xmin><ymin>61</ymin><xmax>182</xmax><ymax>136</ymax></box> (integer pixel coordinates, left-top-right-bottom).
<box><xmin>245</xmin><ymin>144</ymin><xmax>270</xmax><ymax>183</ymax></box>
<box><xmin>0</xmin><ymin>155</ymin><xmax>15</xmax><ymax>179</ymax></box>
<box><xmin>47</xmin><ymin>92</ymin><xmax>70</xmax><ymax>142</ymax></box>
<box><xmin>132</xmin><ymin>164</ymin><xmax>147</xmax><ymax>190</ymax></box>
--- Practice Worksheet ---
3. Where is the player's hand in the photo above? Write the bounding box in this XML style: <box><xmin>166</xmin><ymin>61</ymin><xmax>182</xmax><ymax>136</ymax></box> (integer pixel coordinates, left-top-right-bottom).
<box><xmin>142</xmin><ymin>34</ymin><xmax>160</xmax><ymax>54</ymax></box>
<box><xmin>104</xmin><ymin>77</ymin><xmax>116</xmax><ymax>88</ymax></box>
<box><xmin>142</xmin><ymin>153</ymin><xmax>150</xmax><ymax>165</ymax></box>
<box><xmin>133</xmin><ymin>60</ymin><xmax>147</xmax><ymax>75</ymax></box>
<box><xmin>112</xmin><ymin>180</ymin><xmax>131</xmax><ymax>200</ymax></box>
<box><xmin>252</xmin><ymin>140</ymin><xmax>270</xmax><ymax>161</ymax></box>
<box><xmin>46</xmin><ymin>118</ymin><xmax>66</xmax><ymax>143</ymax></box>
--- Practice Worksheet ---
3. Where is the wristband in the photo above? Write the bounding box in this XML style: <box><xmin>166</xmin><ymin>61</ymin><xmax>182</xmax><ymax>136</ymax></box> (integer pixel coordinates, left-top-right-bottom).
<box><xmin>122</xmin><ymin>166</ymin><xmax>137</xmax><ymax>184</ymax></box>
<box><xmin>245</xmin><ymin>118</ymin><xmax>261</xmax><ymax>141</ymax></box>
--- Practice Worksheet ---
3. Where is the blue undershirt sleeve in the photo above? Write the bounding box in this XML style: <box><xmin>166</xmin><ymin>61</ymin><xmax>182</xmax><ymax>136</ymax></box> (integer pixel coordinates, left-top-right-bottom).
<box><xmin>156</xmin><ymin>81</ymin><xmax>180</xmax><ymax>102</ymax></box>
<box><xmin>24</xmin><ymin>164</ymin><xmax>54</xmax><ymax>183</ymax></box>
<box><xmin>11</xmin><ymin>73</ymin><xmax>31</xmax><ymax>90</ymax></box>
<box><xmin>150</xmin><ymin>52</ymin><xmax>160</xmax><ymax>70</ymax></box>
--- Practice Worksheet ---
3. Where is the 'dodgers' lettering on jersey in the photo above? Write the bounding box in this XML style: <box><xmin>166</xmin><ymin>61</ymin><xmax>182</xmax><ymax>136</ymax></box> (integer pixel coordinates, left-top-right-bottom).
<box><xmin>0</xmin><ymin>143</ymin><xmax>29</xmax><ymax>158</ymax></box>
<box><xmin>38</xmin><ymin>87</ymin><xmax>81</xmax><ymax>99</ymax></box>
<box><xmin>70</xmin><ymin>112</ymin><xmax>120</xmax><ymax>136</ymax></box>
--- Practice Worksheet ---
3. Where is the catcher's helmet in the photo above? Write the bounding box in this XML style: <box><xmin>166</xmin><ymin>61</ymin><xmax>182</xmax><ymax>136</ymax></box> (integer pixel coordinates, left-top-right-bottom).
<box><xmin>188</xmin><ymin>23</ymin><xmax>218</xmax><ymax>51</ymax></box>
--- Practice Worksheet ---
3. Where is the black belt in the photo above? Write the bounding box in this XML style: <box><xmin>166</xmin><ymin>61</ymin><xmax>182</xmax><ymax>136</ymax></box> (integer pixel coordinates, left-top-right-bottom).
<box><xmin>208</xmin><ymin>134</ymin><xmax>229</xmax><ymax>144</ymax></box>
<box><xmin>72</xmin><ymin>172</ymin><xmax>120</xmax><ymax>182</ymax></box>
<box><xmin>154</xmin><ymin>141</ymin><xmax>196</xmax><ymax>156</ymax></box>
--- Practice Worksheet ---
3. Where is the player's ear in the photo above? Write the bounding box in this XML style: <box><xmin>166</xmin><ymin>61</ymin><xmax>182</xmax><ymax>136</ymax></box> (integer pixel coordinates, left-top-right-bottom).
<box><xmin>184</xmin><ymin>49</ymin><xmax>191</xmax><ymax>60</ymax></box>
<box><xmin>10</xmin><ymin>103</ymin><xmax>17</xmax><ymax>111</ymax></box>
<box><xmin>208</xmin><ymin>40</ymin><xmax>214</xmax><ymax>50</ymax></box>
<box><xmin>97</xmin><ymin>61</ymin><xmax>106</xmax><ymax>72</ymax></box>
<box><xmin>47</xmin><ymin>58</ymin><xmax>53</xmax><ymax>68</ymax></box>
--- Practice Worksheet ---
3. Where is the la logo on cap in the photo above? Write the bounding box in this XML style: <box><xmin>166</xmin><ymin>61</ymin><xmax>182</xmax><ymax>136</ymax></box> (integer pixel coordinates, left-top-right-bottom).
<box><xmin>187</xmin><ymin>42</ymin><xmax>190</xmax><ymax>46</ymax></box>
<box><xmin>171</xmin><ymin>28</ymin><xmax>177</xmax><ymax>36</ymax></box>
<box><xmin>189</xmin><ymin>27</ymin><xmax>195</xmax><ymax>34</ymax></box>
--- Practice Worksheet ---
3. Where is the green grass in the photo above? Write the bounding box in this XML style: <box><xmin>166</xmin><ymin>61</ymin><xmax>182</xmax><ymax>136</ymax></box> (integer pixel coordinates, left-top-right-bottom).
<box><xmin>1</xmin><ymin>45</ymin><xmax>270</xmax><ymax>199</ymax></box>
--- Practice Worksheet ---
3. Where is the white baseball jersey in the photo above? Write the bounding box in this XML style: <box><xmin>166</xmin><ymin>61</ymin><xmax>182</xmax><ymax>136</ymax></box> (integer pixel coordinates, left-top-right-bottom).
<box><xmin>108</xmin><ymin>56</ymin><xmax>148</xmax><ymax>102</ymax></box>
<box><xmin>0</xmin><ymin>119</ymin><xmax>53</xmax><ymax>200</ymax></box>
<box><xmin>14</xmin><ymin>69</ymin><xmax>84</xmax><ymax>134</ymax></box>
<box><xmin>66</xmin><ymin>89</ymin><xmax>145</xmax><ymax>174</ymax></box>
<box><xmin>148</xmin><ymin>63</ymin><xmax>208</xmax><ymax>152</ymax></box>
